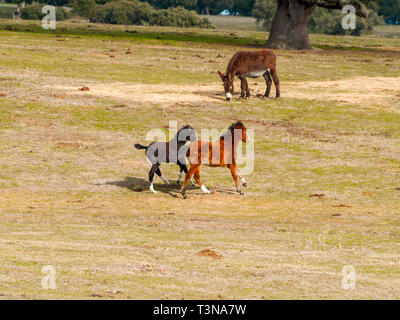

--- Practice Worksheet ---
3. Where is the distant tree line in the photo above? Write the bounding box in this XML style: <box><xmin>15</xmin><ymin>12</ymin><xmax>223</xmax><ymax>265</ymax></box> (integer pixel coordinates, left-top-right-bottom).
<box><xmin>6</xmin><ymin>0</ymin><xmax>400</xmax><ymax>24</ymax></box>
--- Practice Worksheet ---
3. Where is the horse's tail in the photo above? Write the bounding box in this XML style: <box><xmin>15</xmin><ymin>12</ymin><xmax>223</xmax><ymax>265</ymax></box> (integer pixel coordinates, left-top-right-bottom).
<box><xmin>134</xmin><ymin>143</ymin><xmax>148</xmax><ymax>151</ymax></box>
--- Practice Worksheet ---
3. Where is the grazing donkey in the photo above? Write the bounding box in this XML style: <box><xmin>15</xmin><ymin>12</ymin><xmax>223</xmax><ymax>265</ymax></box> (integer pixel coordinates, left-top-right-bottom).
<box><xmin>181</xmin><ymin>121</ymin><xmax>248</xmax><ymax>199</ymax></box>
<box><xmin>135</xmin><ymin>125</ymin><xmax>197</xmax><ymax>194</ymax></box>
<box><xmin>218</xmin><ymin>49</ymin><xmax>280</xmax><ymax>101</ymax></box>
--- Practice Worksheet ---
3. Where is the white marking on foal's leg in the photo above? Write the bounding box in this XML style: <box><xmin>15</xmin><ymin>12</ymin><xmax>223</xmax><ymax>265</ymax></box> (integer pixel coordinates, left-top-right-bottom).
<box><xmin>241</xmin><ymin>177</ymin><xmax>246</xmax><ymax>184</ymax></box>
<box><xmin>201</xmin><ymin>184</ymin><xmax>211</xmax><ymax>194</ymax></box>
<box><xmin>149</xmin><ymin>182</ymin><xmax>157</xmax><ymax>194</ymax></box>
<box><xmin>226</xmin><ymin>92</ymin><xmax>232</xmax><ymax>100</ymax></box>
<box><xmin>160</xmin><ymin>175</ymin><xmax>169</xmax><ymax>184</ymax></box>
<box><xmin>177</xmin><ymin>171</ymin><xmax>183</xmax><ymax>183</ymax></box>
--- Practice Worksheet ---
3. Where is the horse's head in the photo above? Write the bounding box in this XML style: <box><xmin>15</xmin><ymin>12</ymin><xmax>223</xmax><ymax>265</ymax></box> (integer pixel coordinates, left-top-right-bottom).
<box><xmin>218</xmin><ymin>71</ymin><xmax>234</xmax><ymax>101</ymax></box>
<box><xmin>230</xmin><ymin>121</ymin><xmax>248</xmax><ymax>143</ymax></box>
<box><xmin>176</xmin><ymin>124</ymin><xmax>197</xmax><ymax>144</ymax></box>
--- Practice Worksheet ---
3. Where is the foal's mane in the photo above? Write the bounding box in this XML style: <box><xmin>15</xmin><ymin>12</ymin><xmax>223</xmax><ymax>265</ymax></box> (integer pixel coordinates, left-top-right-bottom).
<box><xmin>172</xmin><ymin>124</ymin><xmax>195</xmax><ymax>141</ymax></box>
<box><xmin>220</xmin><ymin>121</ymin><xmax>244</xmax><ymax>139</ymax></box>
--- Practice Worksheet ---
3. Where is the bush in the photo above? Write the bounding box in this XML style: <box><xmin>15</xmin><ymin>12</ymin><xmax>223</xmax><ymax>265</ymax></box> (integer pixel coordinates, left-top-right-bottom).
<box><xmin>309</xmin><ymin>7</ymin><xmax>385</xmax><ymax>36</ymax></box>
<box><xmin>20</xmin><ymin>4</ymin><xmax>69</xmax><ymax>21</ymax></box>
<box><xmin>72</xmin><ymin>0</ymin><xmax>96</xmax><ymax>18</ymax></box>
<box><xmin>252</xmin><ymin>0</ymin><xmax>276</xmax><ymax>30</ymax></box>
<box><xmin>90</xmin><ymin>0</ymin><xmax>213</xmax><ymax>28</ymax></box>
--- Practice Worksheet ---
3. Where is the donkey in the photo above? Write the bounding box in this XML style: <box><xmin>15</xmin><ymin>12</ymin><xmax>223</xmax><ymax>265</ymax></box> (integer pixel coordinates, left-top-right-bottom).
<box><xmin>181</xmin><ymin>121</ymin><xmax>248</xmax><ymax>199</ymax></box>
<box><xmin>218</xmin><ymin>49</ymin><xmax>280</xmax><ymax>101</ymax></box>
<box><xmin>135</xmin><ymin>125</ymin><xmax>197</xmax><ymax>194</ymax></box>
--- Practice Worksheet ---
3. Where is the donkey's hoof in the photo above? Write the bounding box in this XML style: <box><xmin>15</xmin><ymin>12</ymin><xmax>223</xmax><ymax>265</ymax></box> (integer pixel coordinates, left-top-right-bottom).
<box><xmin>239</xmin><ymin>191</ymin><xmax>244</xmax><ymax>195</ymax></box>
<box><xmin>176</xmin><ymin>180</ymin><xmax>181</xmax><ymax>185</ymax></box>
<box><xmin>243</xmin><ymin>182</ymin><xmax>247</xmax><ymax>187</ymax></box>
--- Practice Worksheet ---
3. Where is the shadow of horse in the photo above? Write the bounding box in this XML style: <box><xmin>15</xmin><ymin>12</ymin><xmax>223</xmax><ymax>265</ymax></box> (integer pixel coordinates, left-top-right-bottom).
<box><xmin>102</xmin><ymin>176</ymin><xmax>239</xmax><ymax>198</ymax></box>
<box><xmin>104</xmin><ymin>176</ymin><xmax>196</xmax><ymax>198</ymax></box>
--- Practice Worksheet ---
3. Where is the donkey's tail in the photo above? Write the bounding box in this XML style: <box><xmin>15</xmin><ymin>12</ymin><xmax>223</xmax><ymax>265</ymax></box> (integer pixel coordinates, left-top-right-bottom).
<box><xmin>134</xmin><ymin>143</ymin><xmax>148</xmax><ymax>151</ymax></box>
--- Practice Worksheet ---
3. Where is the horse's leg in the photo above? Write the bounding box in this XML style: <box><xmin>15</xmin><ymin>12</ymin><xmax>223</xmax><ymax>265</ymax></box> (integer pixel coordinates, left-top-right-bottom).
<box><xmin>155</xmin><ymin>167</ymin><xmax>169</xmax><ymax>184</ymax></box>
<box><xmin>263</xmin><ymin>71</ymin><xmax>272</xmax><ymax>98</ymax></box>
<box><xmin>236</xmin><ymin>168</ymin><xmax>247</xmax><ymax>187</ymax></box>
<box><xmin>177</xmin><ymin>162</ymin><xmax>195</xmax><ymax>186</ymax></box>
<box><xmin>177</xmin><ymin>164</ymin><xmax>184</xmax><ymax>184</ymax></box>
<box><xmin>270</xmin><ymin>66</ymin><xmax>280</xmax><ymax>99</ymax></box>
<box><xmin>228</xmin><ymin>164</ymin><xmax>243</xmax><ymax>195</ymax></box>
<box><xmin>148</xmin><ymin>163</ymin><xmax>160</xmax><ymax>194</ymax></box>
<box><xmin>194</xmin><ymin>167</ymin><xmax>210</xmax><ymax>194</ymax></box>
<box><xmin>181</xmin><ymin>164</ymin><xmax>199</xmax><ymax>199</ymax></box>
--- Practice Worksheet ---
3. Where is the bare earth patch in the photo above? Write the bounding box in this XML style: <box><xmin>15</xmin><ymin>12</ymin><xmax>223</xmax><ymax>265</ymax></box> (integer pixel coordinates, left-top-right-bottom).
<box><xmin>49</xmin><ymin>76</ymin><xmax>400</xmax><ymax>108</ymax></box>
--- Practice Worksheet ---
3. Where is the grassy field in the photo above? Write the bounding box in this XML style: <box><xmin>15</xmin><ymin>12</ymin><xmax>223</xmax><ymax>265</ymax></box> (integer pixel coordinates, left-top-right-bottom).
<box><xmin>0</xmin><ymin>19</ymin><xmax>400</xmax><ymax>299</ymax></box>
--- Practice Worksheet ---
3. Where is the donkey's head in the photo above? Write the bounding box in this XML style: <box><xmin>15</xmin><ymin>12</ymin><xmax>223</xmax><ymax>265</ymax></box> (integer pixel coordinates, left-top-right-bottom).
<box><xmin>218</xmin><ymin>71</ymin><xmax>234</xmax><ymax>101</ymax></box>
<box><xmin>176</xmin><ymin>124</ymin><xmax>197</xmax><ymax>145</ymax></box>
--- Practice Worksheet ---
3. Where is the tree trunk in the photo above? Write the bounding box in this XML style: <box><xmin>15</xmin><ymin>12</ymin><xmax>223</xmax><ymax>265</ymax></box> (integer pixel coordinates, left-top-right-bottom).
<box><xmin>286</xmin><ymin>0</ymin><xmax>316</xmax><ymax>49</ymax></box>
<box><xmin>266</xmin><ymin>0</ymin><xmax>290</xmax><ymax>49</ymax></box>
<box><xmin>266</xmin><ymin>0</ymin><xmax>317</xmax><ymax>50</ymax></box>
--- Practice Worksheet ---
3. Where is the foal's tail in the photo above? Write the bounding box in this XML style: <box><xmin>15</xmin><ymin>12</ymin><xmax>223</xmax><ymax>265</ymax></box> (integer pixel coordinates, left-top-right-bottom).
<box><xmin>134</xmin><ymin>143</ymin><xmax>148</xmax><ymax>151</ymax></box>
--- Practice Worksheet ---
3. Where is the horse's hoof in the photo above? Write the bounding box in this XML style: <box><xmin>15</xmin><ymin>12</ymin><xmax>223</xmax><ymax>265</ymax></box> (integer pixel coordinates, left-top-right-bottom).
<box><xmin>239</xmin><ymin>191</ymin><xmax>244</xmax><ymax>195</ymax></box>
<box><xmin>176</xmin><ymin>180</ymin><xmax>181</xmax><ymax>185</ymax></box>
<box><xmin>243</xmin><ymin>182</ymin><xmax>247</xmax><ymax>187</ymax></box>
<box><xmin>182</xmin><ymin>193</ymin><xmax>187</xmax><ymax>199</ymax></box>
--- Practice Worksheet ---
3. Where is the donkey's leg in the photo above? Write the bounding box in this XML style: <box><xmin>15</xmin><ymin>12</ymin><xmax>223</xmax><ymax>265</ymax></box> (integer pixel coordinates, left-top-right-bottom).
<box><xmin>263</xmin><ymin>71</ymin><xmax>272</xmax><ymax>98</ymax></box>
<box><xmin>148</xmin><ymin>163</ymin><xmax>160</xmax><ymax>194</ymax></box>
<box><xmin>194</xmin><ymin>167</ymin><xmax>210</xmax><ymax>194</ymax></box>
<box><xmin>181</xmin><ymin>164</ymin><xmax>199</xmax><ymax>199</ymax></box>
<box><xmin>244</xmin><ymin>77</ymin><xmax>251</xmax><ymax>98</ymax></box>
<box><xmin>270</xmin><ymin>67</ymin><xmax>280</xmax><ymax>99</ymax></box>
<box><xmin>228</xmin><ymin>164</ymin><xmax>243</xmax><ymax>195</ymax></box>
<box><xmin>239</xmin><ymin>75</ymin><xmax>246</xmax><ymax>99</ymax></box>
<box><xmin>155</xmin><ymin>167</ymin><xmax>169</xmax><ymax>185</ymax></box>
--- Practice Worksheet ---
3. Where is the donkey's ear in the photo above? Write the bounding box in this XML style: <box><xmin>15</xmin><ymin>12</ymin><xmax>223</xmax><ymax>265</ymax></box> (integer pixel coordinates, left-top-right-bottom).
<box><xmin>217</xmin><ymin>71</ymin><xmax>225</xmax><ymax>80</ymax></box>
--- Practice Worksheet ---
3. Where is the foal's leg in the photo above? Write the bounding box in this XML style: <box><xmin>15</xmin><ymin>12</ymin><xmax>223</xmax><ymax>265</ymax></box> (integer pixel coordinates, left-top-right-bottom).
<box><xmin>155</xmin><ymin>167</ymin><xmax>169</xmax><ymax>184</ymax></box>
<box><xmin>177</xmin><ymin>162</ymin><xmax>195</xmax><ymax>186</ymax></box>
<box><xmin>263</xmin><ymin>71</ymin><xmax>272</xmax><ymax>98</ymax></box>
<box><xmin>181</xmin><ymin>164</ymin><xmax>200</xmax><ymax>199</ymax></box>
<box><xmin>270</xmin><ymin>66</ymin><xmax>280</xmax><ymax>99</ymax></box>
<box><xmin>236</xmin><ymin>168</ymin><xmax>247</xmax><ymax>187</ymax></box>
<box><xmin>148</xmin><ymin>163</ymin><xmax>160</xmax><ymax>194</ymax></box>
<box><xmin>194</xmin><ymin>167</ymin><xmax>210</xmax><ymax>194</ymax></box>
<box><xmin>228</xmin><ymin>164</ymin><xmax>243</xmax><ymax>195</ymax></box>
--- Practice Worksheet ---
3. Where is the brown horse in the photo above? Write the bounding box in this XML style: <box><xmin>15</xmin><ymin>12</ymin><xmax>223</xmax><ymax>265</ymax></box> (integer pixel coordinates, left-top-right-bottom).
<box><xmin>218</xmin><ymin>49</ymin><xmax>280</xmax><ymax>101</ymax></box>
<box><xmin>181</xmin><ymin>121</ymin><xmax>248</xmax><ymax>199</ymax></box>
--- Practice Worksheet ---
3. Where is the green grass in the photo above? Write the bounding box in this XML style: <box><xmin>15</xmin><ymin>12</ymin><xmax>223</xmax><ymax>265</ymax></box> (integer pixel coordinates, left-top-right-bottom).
<box><xmin>0</xmin><ymin>20</ymin><xmax>399</xmax><ymax>299</ymax></box>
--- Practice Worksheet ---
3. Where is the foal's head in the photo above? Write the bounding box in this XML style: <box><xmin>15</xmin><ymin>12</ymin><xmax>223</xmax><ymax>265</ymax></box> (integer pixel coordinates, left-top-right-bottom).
<box><xmin>218</xmin><ymin>71</ymin><xmax>234</xmax><ymax>101</ymax></box>
<box><xmin>176</xmin><ymin>124</ymin><xmax>197</xmax><ymax>144</ymax></box>
<box><xmin>229</xmin><ymin>121</ymin><xmax>248</xmax><ymax>143</ymax></box>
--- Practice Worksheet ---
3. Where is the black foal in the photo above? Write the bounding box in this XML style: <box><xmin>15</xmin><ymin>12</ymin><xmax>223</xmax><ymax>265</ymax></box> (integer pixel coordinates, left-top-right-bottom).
<box><xmin>135</xmin><ymin>125</ymin><xmax>197</xmax><ymax>194</ymax></box>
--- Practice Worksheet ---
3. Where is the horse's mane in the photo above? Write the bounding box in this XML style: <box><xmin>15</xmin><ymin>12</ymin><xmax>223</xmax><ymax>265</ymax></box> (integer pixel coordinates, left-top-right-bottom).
<box><xmin>173</xmin><ymin>125</ymin><xmax>195</xmax><ymax>141</ymax></box>
<box><xmin>220</xmin><ymin>121</ymin><xmax>244</xmax><ymax>139</ymax></box>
